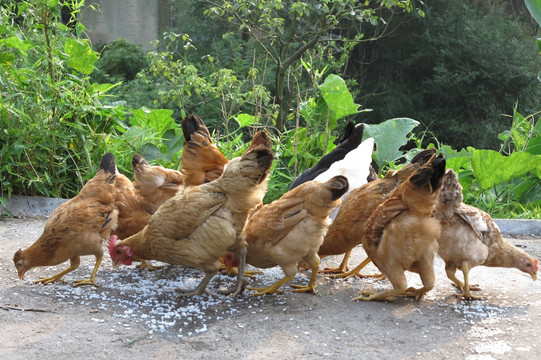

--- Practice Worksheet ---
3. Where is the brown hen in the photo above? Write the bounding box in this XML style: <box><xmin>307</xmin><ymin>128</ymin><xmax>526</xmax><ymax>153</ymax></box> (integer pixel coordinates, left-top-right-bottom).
<box><xmin>356</xmin><ymin>153</ymin><xmax>446</xmax><ymax>301</ymax></box>
<box><xmin>235</xmin><ymin>175</ymin><xmax>349</xmax><ymax>296</ymax></box>
<box><xmin>13</xmin><ymin>153</ymin><xmax>118</xmax><ymax>287</ymax></box>
<box><xmin>130</xmin><ymin>114</ymin><xmax>228</xmax><ymax>215</ymax></box>
<box><xmin>434</xmin><ymin>169</ymin><xmax>538</xmax><ymax>300</ymax></box>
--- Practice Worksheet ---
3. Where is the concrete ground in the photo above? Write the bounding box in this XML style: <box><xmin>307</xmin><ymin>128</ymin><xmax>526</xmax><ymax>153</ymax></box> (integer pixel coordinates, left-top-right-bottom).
<box><xmin>0</xmin><ymin>197</ymin><xmax>540</xmax><ymax>359</ymax></box>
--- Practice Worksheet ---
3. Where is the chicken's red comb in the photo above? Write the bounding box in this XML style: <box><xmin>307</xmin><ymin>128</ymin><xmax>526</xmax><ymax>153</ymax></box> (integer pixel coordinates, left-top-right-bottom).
<box><xmin>107</xmin><ymin>235</ymin><xmax>118</xmax><ymax>258</ymax></box>
<box><xmin>534</xmin><ymin>259</ymin><xmax>539</xmax><ymax>273</ymax></box>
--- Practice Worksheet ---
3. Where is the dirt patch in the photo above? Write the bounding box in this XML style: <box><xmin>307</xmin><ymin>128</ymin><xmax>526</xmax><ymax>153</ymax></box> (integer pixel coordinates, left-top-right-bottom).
<box><xmin>1</xmin><ymin>217</ymin><xmax>540</xmax><ymax>359</ymax></box>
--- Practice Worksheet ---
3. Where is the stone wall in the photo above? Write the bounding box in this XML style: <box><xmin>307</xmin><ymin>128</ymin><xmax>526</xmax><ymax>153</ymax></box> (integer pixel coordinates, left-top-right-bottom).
<box><xmin>79</xmin><ymin>0</ymin><xmax>170</xmax><ymax>50</ymax></box>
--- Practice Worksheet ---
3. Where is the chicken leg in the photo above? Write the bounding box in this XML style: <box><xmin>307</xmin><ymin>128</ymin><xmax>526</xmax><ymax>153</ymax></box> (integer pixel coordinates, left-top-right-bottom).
<box><xmin>73</xmin><ymin>255</ymin><xmax>103</xmax><ymax>287</ymax></box>
<box><xmin>34</xmin><ymin>256</ymin><xmax>81</xmax><ymax>285</ymax></box>
<box><xmin>447</xmin><ymin>263</ymin><xmax>483</xmax><ymax>300</ymax></box>
<box><xmin>176</xmin><ymin>270</ymin><xmax>218</xmax><ymax>297</ymax></box>
<box><xmin>249</xmin><ymin>274</ymin><xmax>295</xmax><ymax>296</ymax></box>
<box><xmin>218</xmin><ymin>246</ymin><xmax>248</xmax><ymax>297</ymax></box>
<box><xmin>291</xmin><ymin>256</ymin><xmax>319</xmax><ymax>293</ymax></box>
<box><xmin>320</xmin><ymin>251</ymin><xmax>351</xmax><ymax>274</ymax></box>
<box><xmin>327</xmin><ymin>257</ymin><xmax>382</xmax><ymax>280</ymax></box>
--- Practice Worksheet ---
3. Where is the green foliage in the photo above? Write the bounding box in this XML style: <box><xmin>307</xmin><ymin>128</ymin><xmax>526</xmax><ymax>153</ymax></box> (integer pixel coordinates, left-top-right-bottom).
<box><xmin>0</xmin><ymin>1</ymin><xmax>126</xmax><ymax>199</ymax></box>
<box><xmin>91</xmin><ymin>38</ymin><xmax>147</xmax><ymax>82</ymax></box>
<box><xmin>443</xmin><ymin>108</ymin><xmax>541</xmax><ymax>218</ymax></box>
<box><xmin>141</xmin><ymin>32</ymin><xmax>273</xmax><ymax>130</ymax></box>
<box><xmin>364</xmin><ymin>118</ymin><xmax>420</xmax><ymax>173</ymax></box>
<box><xmin>206</xmin><ymin>0</ymin><xmax>421</xmax><ymax>131</ymax></box>
<box><xmin>355</xmin><ymin>0</ymin><xmax>541</xmax><ymax>150</ymax></box>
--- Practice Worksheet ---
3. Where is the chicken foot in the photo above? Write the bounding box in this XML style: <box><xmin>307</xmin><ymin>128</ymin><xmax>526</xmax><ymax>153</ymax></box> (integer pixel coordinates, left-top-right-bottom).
<box><xmin>354</xmin><ymin>271</ymin><xmax>408</xmax><ymax>302</ymax></box>
<box><xmin>320</xmin><ymin>251</ymin><xmax>351</xmax><ymax>274</ymax></box>
<box><xmin>218</xmin><ymin>246</ymin><xmax>247</xmax><ymax>297</ymax></box>
<box><xmin>404</xmin><ymin>286</ymin><xmax>432</xmax><ymax>300</ymax></box>
<box><xmin>248</xmin><ymin>274</ymin><xmax>295</xmax><ymax>296</ymax></box>
<box><xmin>354</xmin><ymin>288</ymin><xmax>406</xmax><ymax>302</ymax></box>
<box><xmin>34</xmin><ymin>256</ymin><xmax>81</xmax><ymax>285</ymax></box>
<box><xmin>327</xmin><ymin>257</ymin><xmax>382</xmax><ymax>280</ymax></box>
<box><xmin>136</xmin><ymin>260</ymin><xmax>163</xmax><ymax>271</ymax></box>
<box><xmin>447</xmin><ymin>264</ymin><xmax>483</xmax><ymax>300</ymax></box>
<box><xmin>73</xmin><ymin>255</ymin><xmax>103</xmax><ymax>287</ymax></box>
<box><xmin>220</xmin><ymin>264</ymin><xmax>262</xmax><ymax>279</ymax></box>
<box><xmin>176</xmin><ymin>270</ymin><xmax>218</xmax><ymax>297</ymax></box>
<box><xmin>291</xmin><ymin>257</ymin><xmax>319</xmax><ymax>294</ymax></box>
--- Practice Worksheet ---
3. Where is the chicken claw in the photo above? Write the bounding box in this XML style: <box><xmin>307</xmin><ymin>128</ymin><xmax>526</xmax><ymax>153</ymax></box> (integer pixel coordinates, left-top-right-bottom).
<box><xmin>34</xmin><ymin>256</ymin><xmax>102</xmax><ymax>287</ymax></box>
<box><xmin>353</xmin><ymin>289</ymin><xmax>403</xmax><ymax>302</ymax></box>
<box><xmin>219</xmin><ymin>246</ymin><xmax>248</xmax><ymax>297</ymax></box>
<box><xmin>73</xmin><ymin>256</ymin><xmax>102</xmax><ymax>287</ymax></box>
<box><xmin>73</xmin><ymin>278</ymin><xmax>99</xmax><ymax>287</ymax></box>
<box><xmin>136</xmin><ymin>260</ymin><xmax>163</xmax><ymax>271</ymax></box>
<box><xmin>176</xmin><ymin>271</ymin><xmax>217</xmax><ymax>297</ymax></box>
<box><xmin>221</xmin><ymin>266</ymin><xmax>262</xmax><ymax>279</ymax></box>
<box><xmin>326</xmin><ymin>257</ymin><xmax>377</xmax><ymax>279</ymax></box>
<box><xmin>34</xmin><ymin>275</ymin><xmax>66</xmax><ymax>285</ymax></box>
<box><xmin>248</xmin><ymin>286</ymin><xmax>285</xmax><ymax>296</ymax></box>
<box><xmin>248</xmin><ymin>274</ymin><xmax>294</xmax><ymax>296</ymax></box>
<box><xmin>291</xmin><ymin>257</ymin><xmax>319</xmax><ymax>294</ymax></box>
<box><xmin>320</xmin><ymin>251</ymin><xmax>351</xmax><ymax>275</ymax></box>
<box><xmin>290</xmin><ymin>283</ymin><xmax>316</xmax><ymax>293</ymax></box>
<box><xmin>404</xmin><ymin>286</ymin><xmax>430</xmax><ymax>300</ymax></box>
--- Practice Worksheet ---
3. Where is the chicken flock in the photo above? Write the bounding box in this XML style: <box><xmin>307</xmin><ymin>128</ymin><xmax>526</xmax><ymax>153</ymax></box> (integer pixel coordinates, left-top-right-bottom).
<box><xmin>13</xmin><ymin>116</ymin><xmax>538</xmax><ymax>303</ymax></box>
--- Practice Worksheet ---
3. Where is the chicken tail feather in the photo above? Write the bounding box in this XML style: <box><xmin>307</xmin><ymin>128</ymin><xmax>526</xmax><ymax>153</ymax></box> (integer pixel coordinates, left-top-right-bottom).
<box><xmin>99</xmin><ymin>153</ymin><xmax>116</xmax><ymax>183</ymax></box>
<box><xmin>326</xmin><ymin>175</ymin><xmax>349</xmax><ymax>200</ymax></box>
<box><xmin>182</xmin><ymin>114</ymin><xmax>211</xmax><ymax>143</ymax></box>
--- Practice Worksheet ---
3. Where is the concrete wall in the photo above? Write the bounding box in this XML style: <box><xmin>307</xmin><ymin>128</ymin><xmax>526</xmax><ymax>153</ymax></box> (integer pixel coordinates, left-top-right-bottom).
<box><xmin>79</xmin><ymin>0</ymin><xmax>170</xmax><ymax>50</ymax></box>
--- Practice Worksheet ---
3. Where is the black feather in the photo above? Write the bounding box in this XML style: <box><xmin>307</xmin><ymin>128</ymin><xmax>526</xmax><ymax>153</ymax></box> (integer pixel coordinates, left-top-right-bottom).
<box><xmin>290</xmin><ymin>123</ymin><xmax>366</xmax><ymax>190</ymax></box>
<box><xmin>99</xmin><ymin>153</ymin><xmax>116</xmax><ymax>183</ymax></box>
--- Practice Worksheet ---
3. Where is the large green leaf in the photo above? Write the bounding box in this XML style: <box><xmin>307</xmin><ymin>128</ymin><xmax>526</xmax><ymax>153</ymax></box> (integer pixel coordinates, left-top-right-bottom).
<box><xmin>470</xmin><ymin>149</ymin><xmax>541</xmax><ymax>189</ymax></box>
<box><xmin>162</xmin><ymin>128</ymin><xmax>183</xmax><ymax>161</ymax></box>
<box><xmin>129</xmin><ymin>107</ymin><xmax>176</xmax><ymax>137</ymax></box>
<box><xmin>316</xmin><ymin>74</ymin><xmax>359</xmax><ymax>130</ymax></box>
<box><xmin>363</xmin><ymin>118</ymin><xmax>419</xmax><ymax>168</ymax></box>
<box><xmin>525</xmin><ymin>0</ymin><xmax>541</xmax><ymax>27</ymax></box>
<box><xmin>64</xmin><ymin>38</ymin><xmax>98</xmax><ymax>74</ymax></box>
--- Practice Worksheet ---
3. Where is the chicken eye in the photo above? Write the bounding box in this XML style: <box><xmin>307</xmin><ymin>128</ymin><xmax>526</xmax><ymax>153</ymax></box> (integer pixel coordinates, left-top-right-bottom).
<box><xmin>115</xmin><ymin>249</ymin><xmax>122</xmax><ymax>255</ymax></box>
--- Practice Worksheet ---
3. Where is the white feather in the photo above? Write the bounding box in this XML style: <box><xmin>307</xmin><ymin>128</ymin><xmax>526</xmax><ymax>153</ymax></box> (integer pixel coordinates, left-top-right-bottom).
<box><xmin>314</xmin><ymin>137</ymin><xmax>375</xmax><ymax>220</ymax></box>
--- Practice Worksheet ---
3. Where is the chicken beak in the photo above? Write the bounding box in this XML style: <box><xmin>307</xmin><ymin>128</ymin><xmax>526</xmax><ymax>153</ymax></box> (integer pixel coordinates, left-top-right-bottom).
<box><xmin>531</xmin><ymin>272</ymin><xmax>537</xmax><ymax>281</ymax></box>
<box><xmin>17</xmin><ymin>270</ymin><xmax>25</xmax><ymax>280</ymax></box>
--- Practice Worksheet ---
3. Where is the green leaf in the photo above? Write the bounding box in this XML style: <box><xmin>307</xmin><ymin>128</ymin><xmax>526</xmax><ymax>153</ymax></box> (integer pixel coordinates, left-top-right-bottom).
<box><xmin>525</xmin><ymin>0</ymin><xmax>541</xmax><ymax>27</ymax></box>
<box><xmin>316</xmin><ymin>74</ymin><xmax>359</xmax><ymax>130</ymax></box>
<box><xmin>162</xmin><ymin>128</ymin><xmax>184</xmax><ymax>161</ymax></box>
<box><xmin>470</xmin><ymin>149</ymin><xmax>541</xmax><ymax>189</ymax></box>
<box><xmin>510</xmin><ymin>107</ymin><xmax>531</xmax><ymax>151</ymax></box>
<box><xmin>64</xmin><ymin>38</ymin><xmax>98</xmax><ymax>74</ymax></box>
<box><xmin>140</xmin><ymin>143</ymin><xmax>163</xmax><ymax>162</ymax></box>
<box><xmin>526</xmin><ymin>119</ymin><xmax>541</xmax><ymax>155</ymax></box>
<box><xmin>363</xmin><ymin>118</ymin><xmax>419</xmax><ymax>168</ymax></box>
<box><xmin>440</xmin><ymin>145</ymin><xmax>471</xmax><ymax>170</ymax></box>
<box><xmin>129</xmin><ymin>107</ymin><xmax>176</xmax><ymax>136</ymax></box>
<box><xmin>235</xmin><ymin>113</ymin><xmax>257</xmax><ymax>128</ymax></box>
